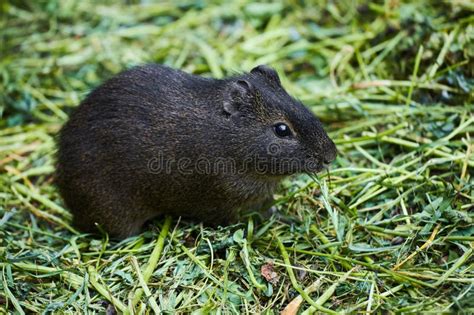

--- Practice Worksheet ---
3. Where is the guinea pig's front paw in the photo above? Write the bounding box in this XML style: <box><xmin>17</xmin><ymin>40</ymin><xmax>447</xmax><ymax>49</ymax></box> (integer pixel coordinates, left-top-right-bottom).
<box><xmin>265</xmin><ymin>205</ymin><xmax>279</xmax><ymax>217</ymax></box>
<box><xmin>246</xmin><ymin>204</ymin><xmax>279</xmax><ymax>221</ymax></box>
<box><xmin>262</xmin><ymin>205</ymin><xmax>301</xmax><ymax>225</ymax></box>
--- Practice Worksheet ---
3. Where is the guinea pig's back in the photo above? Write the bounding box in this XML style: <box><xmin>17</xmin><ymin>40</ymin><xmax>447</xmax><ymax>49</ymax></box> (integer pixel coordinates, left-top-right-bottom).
<box><xmin>57</xmin><ymin>64</ymin><xmax>210</xmax><ymax>165</ymax></box>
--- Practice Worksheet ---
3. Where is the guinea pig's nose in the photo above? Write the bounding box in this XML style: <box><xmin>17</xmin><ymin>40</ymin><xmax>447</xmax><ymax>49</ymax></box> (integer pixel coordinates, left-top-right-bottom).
<box><xmin>323</xmin><ymin>141</ymin><xmax>337</xmax><ymax>164</ymax></box>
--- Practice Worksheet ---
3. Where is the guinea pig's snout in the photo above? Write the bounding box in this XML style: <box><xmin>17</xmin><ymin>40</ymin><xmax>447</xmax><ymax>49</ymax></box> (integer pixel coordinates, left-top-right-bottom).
<box><xmin>323</xmin><ymin>139</ymin><xmax>337</xmax><ymax>165</ymax></box>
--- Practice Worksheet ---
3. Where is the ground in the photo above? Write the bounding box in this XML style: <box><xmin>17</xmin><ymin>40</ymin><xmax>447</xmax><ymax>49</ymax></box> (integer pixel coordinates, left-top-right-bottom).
<box><xmin>1</xmin><ymin>1</ymin><xmax>473</xmax><ymax>314</ymax></box>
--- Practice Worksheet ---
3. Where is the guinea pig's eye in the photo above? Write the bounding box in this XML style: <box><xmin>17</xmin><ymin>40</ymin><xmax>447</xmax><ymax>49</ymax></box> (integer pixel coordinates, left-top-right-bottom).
<box><xmin>274</xmin><ymin>123</ymin><xmax>292</xmax><ymax>138</ymax></box>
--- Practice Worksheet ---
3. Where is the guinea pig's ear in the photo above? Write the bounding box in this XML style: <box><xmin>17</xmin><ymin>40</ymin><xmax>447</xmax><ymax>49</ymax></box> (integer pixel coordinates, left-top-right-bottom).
<box><xmin>251</xmin><ymin>65</ymin><xmax>281</xmax><ymax>86</ymax></box>
<box><xmin>223</xmin><ymin>79</ymin><xmax>254</xmax><ymax>116</ymax></box>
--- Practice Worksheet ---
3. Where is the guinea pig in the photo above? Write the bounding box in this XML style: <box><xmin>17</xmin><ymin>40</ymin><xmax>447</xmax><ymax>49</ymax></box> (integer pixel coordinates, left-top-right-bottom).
<box><xmin>56</xmin><ymin>64</ymin><xmax>337</xmax><ymax>239</ymax></box>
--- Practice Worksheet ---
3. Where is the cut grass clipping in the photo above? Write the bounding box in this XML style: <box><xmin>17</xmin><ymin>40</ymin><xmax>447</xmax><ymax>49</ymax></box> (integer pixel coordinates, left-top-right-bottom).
<box><xmin>1</xmin><ymin>1</ymin><xmax>473</xmax><ymax>314</ymax></box>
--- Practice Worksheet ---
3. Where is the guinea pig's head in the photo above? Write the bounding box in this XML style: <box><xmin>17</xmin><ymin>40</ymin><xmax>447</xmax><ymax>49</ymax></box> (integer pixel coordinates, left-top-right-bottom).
<box><xmin>223</xmin><ymin>65</ymin><xmax>337</xmax><ymax>176</ymax></box>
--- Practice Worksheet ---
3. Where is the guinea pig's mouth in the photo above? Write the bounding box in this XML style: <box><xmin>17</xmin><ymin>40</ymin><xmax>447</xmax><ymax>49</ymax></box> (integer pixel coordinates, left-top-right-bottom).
<box><xmin>302</xmin><ymin>158</ymin><xmax>326</xmax><ymax>173</ymax></box>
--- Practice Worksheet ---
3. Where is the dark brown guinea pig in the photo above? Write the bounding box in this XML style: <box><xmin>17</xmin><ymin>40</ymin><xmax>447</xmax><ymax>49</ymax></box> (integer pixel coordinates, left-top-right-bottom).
<box><xmin>56</xmin><ymin>64</ymin><xmax>337</xmax><ymax>239</ymax></box>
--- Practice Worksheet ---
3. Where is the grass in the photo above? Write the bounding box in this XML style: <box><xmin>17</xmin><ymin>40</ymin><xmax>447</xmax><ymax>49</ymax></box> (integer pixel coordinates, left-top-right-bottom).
<box><xmin>1</xmin><ymin>0</ymin><xmax>473</xmax><ymax>313</ymax></box>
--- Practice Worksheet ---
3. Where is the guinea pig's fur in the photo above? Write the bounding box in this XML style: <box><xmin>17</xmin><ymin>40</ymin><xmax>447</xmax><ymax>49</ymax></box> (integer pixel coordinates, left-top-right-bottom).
<box><xmin>56</xmin><ymin>64</ymin><xmax>336</xmax><ymax>239</ymax></box>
